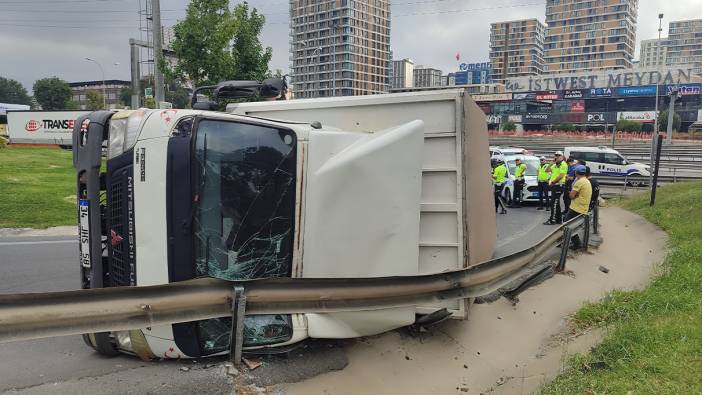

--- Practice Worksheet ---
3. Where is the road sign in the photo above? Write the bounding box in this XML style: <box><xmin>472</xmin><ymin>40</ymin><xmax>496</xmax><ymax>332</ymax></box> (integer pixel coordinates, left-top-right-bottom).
<box><xmin>145</xmin><ymin>87</ymin><xmax>153</xmax><ymax>98</ymax></box>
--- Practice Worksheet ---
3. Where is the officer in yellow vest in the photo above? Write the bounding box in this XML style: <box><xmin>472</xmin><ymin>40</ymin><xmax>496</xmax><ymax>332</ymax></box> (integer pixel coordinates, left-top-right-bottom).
<box><xmin>492</xmin><ymin>158</ymin><xmax>508</xmax><ymax>214</ymax></box>
<box><xmin>511</xmin><ymin>158</ymin><xmax>528</xmax><ymax>208</ymax></box>
<box><xmin>537</xmin><ymin>156</ymin><xmax>550</xmax><ymax>210</ymax></box>
<box><xmin>545</xmin><ymin>151</ymin><xmax>568</xmax><ymax>225</ymax></box>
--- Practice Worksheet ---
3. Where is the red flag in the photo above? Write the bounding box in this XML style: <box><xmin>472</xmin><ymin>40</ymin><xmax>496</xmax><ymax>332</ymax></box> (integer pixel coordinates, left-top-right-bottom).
<box><xmin>455</xmin><ymin>52</ymin><xmax>460</xmax><ymax>61</ymax></box>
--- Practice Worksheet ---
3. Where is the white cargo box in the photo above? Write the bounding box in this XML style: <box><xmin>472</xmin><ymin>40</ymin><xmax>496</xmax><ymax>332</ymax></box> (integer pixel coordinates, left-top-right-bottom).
<box><xmin>228</xmin><ymin>90</ymin><xmax>496</xmax><ymax>318</ymax></box>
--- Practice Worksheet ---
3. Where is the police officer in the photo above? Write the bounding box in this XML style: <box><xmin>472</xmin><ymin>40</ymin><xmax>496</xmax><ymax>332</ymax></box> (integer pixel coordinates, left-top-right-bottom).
<box><xmin>492</xmin><ymin>158</ymin><xmax>508</xmax><ymax>214</ymax></box>
<box><xmin>545</xmin><ymin>151</ymin><xmax>568</xmax><ymax>225</ymax></box>
<box><xmin>563</xmin><ymin>157</ymin><xmax>578</xmax><ymax>213</ymax></box>
<box><xmin>511</xmin><ymin>158</ymin><xmax>527</xmax><ymax>208</ymax></box>
<box><xmin>537</xmin><ymin>156</ymin><xmax>550</xmax><ymax>210</ymax></box>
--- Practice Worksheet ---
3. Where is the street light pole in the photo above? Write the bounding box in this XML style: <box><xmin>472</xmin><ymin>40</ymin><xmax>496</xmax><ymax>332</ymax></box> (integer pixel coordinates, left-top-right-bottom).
<box><xmin>84</xmin><ymin>57</ymin><xmax>106</xmax><ymax>109</ymax></box>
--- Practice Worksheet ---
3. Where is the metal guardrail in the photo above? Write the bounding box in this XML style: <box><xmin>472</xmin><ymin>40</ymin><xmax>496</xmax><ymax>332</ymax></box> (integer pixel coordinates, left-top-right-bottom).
<box><xmin>0</xmin><ymin>216</ymin><xmax>589</xmax><ymax>360</ymax></box>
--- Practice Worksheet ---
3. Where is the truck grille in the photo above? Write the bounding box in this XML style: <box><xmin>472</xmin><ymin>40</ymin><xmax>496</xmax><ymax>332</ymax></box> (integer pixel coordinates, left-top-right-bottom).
<box><xmin>108</xmin><ymin>166</ymin><xmax>136</xmax><ymax>287</ymax></box>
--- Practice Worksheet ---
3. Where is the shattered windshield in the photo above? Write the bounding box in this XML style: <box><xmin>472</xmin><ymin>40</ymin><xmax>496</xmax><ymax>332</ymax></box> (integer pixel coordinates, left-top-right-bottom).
<box><xmin>192</xmin><ymin>118</ymin><xmax>297</xmax><ymax>352</ymax></box>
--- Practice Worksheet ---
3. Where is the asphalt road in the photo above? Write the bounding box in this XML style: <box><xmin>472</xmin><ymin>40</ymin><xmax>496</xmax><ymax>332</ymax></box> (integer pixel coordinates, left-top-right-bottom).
<box><xmin>0</xmin><ymin>236</ymin><xmax>233</xmax><ymax>394</ymax></box>
<box><xmin>0</xmin><ymin>207</ymin><xmax>553</xmax><ymax>393</ymax></box>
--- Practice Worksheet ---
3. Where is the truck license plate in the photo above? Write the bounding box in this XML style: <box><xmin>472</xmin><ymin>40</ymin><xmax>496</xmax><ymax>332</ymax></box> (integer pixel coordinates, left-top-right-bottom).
<box><xmin>79</xmin><ymin>199</ymin><xmax>91</xmax><ymax>268</ymax></box>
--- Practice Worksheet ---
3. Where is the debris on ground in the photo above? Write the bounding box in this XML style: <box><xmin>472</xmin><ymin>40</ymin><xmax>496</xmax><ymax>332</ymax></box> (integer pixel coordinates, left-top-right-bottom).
<box><xmin>242</xmin><ymin>358</ymin><xmax>263</xmax><ymax>371</ymax></box>
<box><xmin>598</xmin><ymin>265</ymin><xmax>610</xmax><ymax>274</ymax></box>
<box><xmin>179</xmin><ymin>367</ymin><xmax>190</xmax><ymax>372</ymax></box>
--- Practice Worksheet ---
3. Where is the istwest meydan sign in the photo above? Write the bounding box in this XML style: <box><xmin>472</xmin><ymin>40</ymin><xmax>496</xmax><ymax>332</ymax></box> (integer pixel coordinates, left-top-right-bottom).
<box><xmin>506</xmin><ymin>68</ymin><xmax>696</xmax><ymax>92</ymax></box>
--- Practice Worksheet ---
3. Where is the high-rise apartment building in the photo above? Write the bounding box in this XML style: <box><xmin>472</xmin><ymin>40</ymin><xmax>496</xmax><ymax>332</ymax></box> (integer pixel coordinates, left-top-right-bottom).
<box><xmin>489</xmin><ymin>19</ymin><xmax>546</xmax><ymax>83</ymax></box>
<box><xmin>289</xmin><ymin>0</ymin><xmax>391</xmax><ymax>98</ymax></box>
<box><xmin>543</xmin><ymin>0</ymin><xmax>638</xmax><ymax>73</ymax></box>
<box><xmin>392</xmin><ymin>58</ymin><xmax>414</xmax><ymax>89</ymax></box>
<box><xmin>666</xmin><ymin>19</ymin><xmax>702</xmax><ymax>74</ymax></box>
<box><xmin>413</xmin><ymin>66</ymin><xmax>443</xmax><ymax>88</ymax></box>
<box><xmin>639</xmin><ymin>38</ymin><xmax>667</xmax><ymax>68</ymax></box>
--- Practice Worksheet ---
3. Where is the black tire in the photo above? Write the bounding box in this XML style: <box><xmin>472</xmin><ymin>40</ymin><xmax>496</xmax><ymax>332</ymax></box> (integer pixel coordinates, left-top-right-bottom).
<box><xmin>92</xmin><ymin>332</ymin><xmax>121</xmax><ymax>357</ymax></box>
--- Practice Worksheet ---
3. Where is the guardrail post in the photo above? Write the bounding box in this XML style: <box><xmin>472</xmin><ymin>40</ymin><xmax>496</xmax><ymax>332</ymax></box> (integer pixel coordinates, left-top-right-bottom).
<box><xmin>593</xmin><ymin>205</ymin><xmax>599</xmax><ymax>235</ymax></box>
<box><xmin>556</xmin><ymin>227</ymin><xmax>572</xmax><ymax>272</ymax></box>
<box><xmin>230</xmin><ymin>286</ymin><xmax>246</xmax><ymax>364</ymax></box>
<box><xmin>582</xmin><ymin>214</ymin><xmax>590</xmax><ymax>252</ymax></box>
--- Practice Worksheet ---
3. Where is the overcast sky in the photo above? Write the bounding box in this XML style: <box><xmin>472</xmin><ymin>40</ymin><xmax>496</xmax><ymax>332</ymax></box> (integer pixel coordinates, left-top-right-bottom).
<box><xmin>0</xmin><ymin>0</ymin><xmax>700</xmax><ymax>92</ymax></box>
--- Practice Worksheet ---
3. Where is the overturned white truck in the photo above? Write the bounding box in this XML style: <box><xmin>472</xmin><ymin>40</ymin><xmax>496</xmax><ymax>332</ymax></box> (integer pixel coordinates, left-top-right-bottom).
<box><xmin>73</xmin><ymin>82</ymin><xmax>495</xmax><ymax>358</ymax></box>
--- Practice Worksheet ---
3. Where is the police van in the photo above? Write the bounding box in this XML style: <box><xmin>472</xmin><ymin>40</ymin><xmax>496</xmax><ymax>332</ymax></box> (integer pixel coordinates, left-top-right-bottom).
<box><xmin>564</xmin><ymin>146</ymin><xmax>650</xmax><ymax>178</ymax></box>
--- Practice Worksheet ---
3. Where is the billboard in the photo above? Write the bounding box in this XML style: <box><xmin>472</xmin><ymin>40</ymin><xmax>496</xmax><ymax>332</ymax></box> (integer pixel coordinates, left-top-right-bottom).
<box><xmin>617</xmin><ymin>111</ymin><xmax>657</xmax><ymax>123</ymax></box>
<box><xmin>458</xmin><ymin>62</ymin><xmax>490</xmax><ymax>71</ymax></box>
<box><xmin>455</xmin><ymin>71</ymin><xmax>468</xmax><ymax>85</ymax></box>
<box><xmin>570</xmin><ymin>101</ymin><xmax>585</xmax><ymax>113</ymax></box>
<box><xmin>588</xmin><ymin>88</ymin><xmax>613</xmax><ymax>97</ymax></box>
<box><xmin>665</xmin><ymin>83</ymin><xmax>702</xmax><ymax>95</ymax></box>
<box><xmin>7</xmin><ymin>111</ymin><xmax>90</xmax><ymax>145</ymax></box>
<box><xmin>523</xmin><ymin>113</ymin><xmax>551</xmax><ymax>123</ymax></box>
<box><xmin>563</xmin><ymin>90</ymin><xmax>585</xmax><ymax>99</ymax></box>
<box><xmin>617</xmin><ymin>86</ymin><xmax>658</xmax><ymax>96</ymax></box>
<box><xmin>473</xmin><ymin>93</ymin><xmax>512</xmax><ymax>102</ymax></box>
<box><xmin>535</xmin><ymin>91</ymin><xmax>560</xmax><ymax>100</ymax></box>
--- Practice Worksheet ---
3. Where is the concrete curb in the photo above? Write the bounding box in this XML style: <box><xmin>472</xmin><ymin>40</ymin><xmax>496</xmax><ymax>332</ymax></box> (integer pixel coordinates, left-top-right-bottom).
<box><xmin>0</xmin><ymin>226</ymin><xmax>78</xmax><ymax>238</ymax></box>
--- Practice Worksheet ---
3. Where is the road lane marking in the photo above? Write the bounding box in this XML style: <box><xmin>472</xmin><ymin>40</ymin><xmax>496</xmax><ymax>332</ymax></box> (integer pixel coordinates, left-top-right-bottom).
<box><xmin>0</xmin><ymin>240</ymin><xmax>77</xmax><ymax>246</ymax></box>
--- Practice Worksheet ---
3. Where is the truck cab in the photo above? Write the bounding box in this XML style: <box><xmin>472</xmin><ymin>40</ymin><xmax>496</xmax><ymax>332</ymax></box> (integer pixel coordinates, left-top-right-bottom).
<box><xmin>72</xmin><ymin>82</ymin><xmax>495</xmax><ymax>359</ymax></box>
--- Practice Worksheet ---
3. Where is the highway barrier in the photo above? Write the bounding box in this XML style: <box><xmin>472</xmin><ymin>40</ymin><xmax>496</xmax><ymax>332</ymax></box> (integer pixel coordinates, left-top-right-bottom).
<box><xmin>0</xmin><ymin>215</ymin><xmax>590</xmax><ymax>361</ymax></box>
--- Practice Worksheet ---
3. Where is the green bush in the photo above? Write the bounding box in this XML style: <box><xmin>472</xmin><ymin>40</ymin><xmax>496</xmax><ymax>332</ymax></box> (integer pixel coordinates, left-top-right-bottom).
<box><xmin>554</xmin><ymin>122</ymin><xmax>576</xmax><ymax>132</ymax></box>
<box><xmin>502</xmin><ymin>120</ymin><xmax>516</xmax><ymax>131</ymax></box>
<box><xmin>616</xmin><ymin>119</ymin><xmax>642</xmax><ymax>132</ymax></box>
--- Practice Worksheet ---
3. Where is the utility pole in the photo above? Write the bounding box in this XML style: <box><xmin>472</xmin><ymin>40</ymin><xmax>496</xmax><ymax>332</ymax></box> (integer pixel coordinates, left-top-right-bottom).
<box><xmin>666</xmin><ymin>87</ymin><xmax>680</xmax><ymax>143</ymax></box>
<box><xmin>152</xmin><ymin>0</ymin><xmax>165</xmax><ymax>106</ymax></box>
<box><xmin>129</xmin><ymin>40</ymin><xmax>141</xmax><ymax>109</ymax></box>
<box><xmin>650</xmin><ymin>13</ymin><xmax>664</xmax><ymax>187</ymax></box>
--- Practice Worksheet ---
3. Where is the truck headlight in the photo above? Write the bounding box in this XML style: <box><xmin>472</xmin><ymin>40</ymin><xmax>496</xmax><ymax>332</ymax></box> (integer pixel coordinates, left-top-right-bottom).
<box><xmin>107</xmin><ymin>110</ymin><xmax>147</xmax><ymax>159</ymax></box>
<box><xmin>114</xmin><ymin>330</ymin><xmax>134</xmax><ymax>352</ymax></box>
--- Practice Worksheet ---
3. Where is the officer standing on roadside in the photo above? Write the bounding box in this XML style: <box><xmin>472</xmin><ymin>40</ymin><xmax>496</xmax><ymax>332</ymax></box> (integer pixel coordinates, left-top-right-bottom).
<box><xmin>492</xmin><ymin>158</ymin><xmax>508</xmax><ymax>214</ymax></box>
<box><xmin>511</xmin><ymin>157</ymin><xmax>527</xmax><ymax>208</ymax></box>
<box><xmin>537</xmin><ymin>156</ymin><xmax>550</xmax><ymax>210</ymax></box>
<box><xmin>563</xmin><ymin>157</ymin><xmax>578</xmax><ymax>213</ymax></box>
<box><xmin>545</xmin><ymin>151</ymin><xmax>568</xmax><ymax>225</ymax></box>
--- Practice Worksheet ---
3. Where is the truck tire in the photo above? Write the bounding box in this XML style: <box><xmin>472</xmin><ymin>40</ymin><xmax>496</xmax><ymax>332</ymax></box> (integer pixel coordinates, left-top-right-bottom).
<box><xmin>91</xmin><ymin>332</ymin><xmax>121</xmax><ymax>357</ymax></box>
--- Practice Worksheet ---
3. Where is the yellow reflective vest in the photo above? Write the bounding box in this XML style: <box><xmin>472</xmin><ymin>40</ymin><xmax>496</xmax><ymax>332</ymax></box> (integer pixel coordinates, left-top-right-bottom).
<box><xmin>493</xmin><ymin>164</ymin><xmax>507</xmax><ymax>184</ymax></box>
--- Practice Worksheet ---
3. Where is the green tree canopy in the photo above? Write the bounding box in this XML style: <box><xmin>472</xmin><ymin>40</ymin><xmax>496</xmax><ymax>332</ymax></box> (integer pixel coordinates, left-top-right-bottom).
<box><xmin>119</xmin><ymin>87</ymin><xmax>132</xmax><ymax>107</ymax></box>
<box><xmin>229</xmin><ymin>3</ymin><xmax>272</xmax><ymax>81</ymax></box>
<box><xmin>86</xmin><ymin>89</ymin><xmax>105</xmax><ymax>110</ymax></box>
<box><xmin>0</xmin><ymin>77</ymin><xmax>31</xmax><ymax>105</ymax></box>
<box><xmin>166</xmin><ymin>1</ymin><xmax>272</xmax><ymax>87</ymax></box>
<box><xmin>33</xmin><ymin>77</ymin><xmax>72</xmax><ymax>110</ymax></box>
<box><xmin>616</xmin><ymin>119</ymin><xmax>642</xmax><ymax>132</ymax></box>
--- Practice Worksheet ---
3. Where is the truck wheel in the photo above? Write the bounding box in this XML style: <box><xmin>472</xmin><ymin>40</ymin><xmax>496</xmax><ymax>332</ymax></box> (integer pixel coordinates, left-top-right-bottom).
<box><xmin>89</xmin><ymin>332</ymin><xmax>121</xmax><ymax>357</ymax></box>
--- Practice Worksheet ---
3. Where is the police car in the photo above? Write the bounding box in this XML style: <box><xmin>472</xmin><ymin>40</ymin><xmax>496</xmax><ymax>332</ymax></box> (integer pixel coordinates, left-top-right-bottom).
<box><xmin>492</xmin><ymin>154</ymin><xmax>541</xmax><ymax>204</ymax></box>
<box><xmin>564</xmin><ymin>146</ymin><xmax>650</xmax><ymax>178</ymax></box>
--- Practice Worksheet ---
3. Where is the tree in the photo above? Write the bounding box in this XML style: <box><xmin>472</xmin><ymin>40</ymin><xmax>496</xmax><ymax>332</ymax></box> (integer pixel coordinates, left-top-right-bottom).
<box><xmin>119</xmin><ymin>87</ymin><xmax>132</xmax><ymax>107</ymax></box>
<box><xmin>166</xmin><ymin>0</ymin><xmax>237</xmax><ymax>87</ymax></box>
<box><xmin>229</xmin><ymin>2</ymin><xmax>272</xmax><ymax>81</ymax></box>
<box><xmin>166</xmin><ymin>83</ymin><xmax>191</xmax><ymax>109</ymax></box>
<box><xmin>502</xmin><ymin>121</ymin><xmax>516</xmax><ymax>131</ymax></box>
<box><xmin>33</xmin><ymin>77</ymin><xmax>72</xmax><ymax>110</ymax></box>
<box><xmin>0</xmin><ymin>77</ymin><xmax>31</xmax><ymax>105</ymax></box>
<box><xmin>166</xmin><ymin>1</ymin><xmax>272</xmax><ymax>87</ymax></box>
<box><xmin>86</xmin><ymin>89</ymin><xmax>105</xmax><ymax>110</ymax></box>
<box><xmin>65</xmin><ymin>100</ymin><xmax>81</xmax><ymax>110</ymax></box>
<box><xmin>658</xmin><ymin>110</ymin><xmax>681</xmax><ymax>132</ymax></box>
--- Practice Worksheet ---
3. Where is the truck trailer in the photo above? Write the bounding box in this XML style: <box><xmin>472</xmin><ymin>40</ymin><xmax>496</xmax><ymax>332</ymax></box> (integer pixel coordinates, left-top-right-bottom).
<box><xmin>72</xmin><ymin>82</ymin><xmax>495</xmax><ymax>359</ymax></box>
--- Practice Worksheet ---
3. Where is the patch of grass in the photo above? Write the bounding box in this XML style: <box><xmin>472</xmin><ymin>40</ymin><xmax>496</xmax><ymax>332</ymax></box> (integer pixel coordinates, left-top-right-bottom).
<box><xmin>0</xmin><ymin>146</ymin><xmax>76</xmax><ymax>228</ymax></box>
<box><xmin>541</xmin><ymin>182</ymin><xmax>702</xmax><ymax>394</ymax></box>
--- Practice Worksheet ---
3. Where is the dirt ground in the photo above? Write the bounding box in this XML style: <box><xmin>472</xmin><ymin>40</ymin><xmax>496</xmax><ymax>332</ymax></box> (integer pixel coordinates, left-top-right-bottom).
<box><xmin>272</xmin><ymin>207</ymin><xmax>668</xmax><ymax>394</ymax></box>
